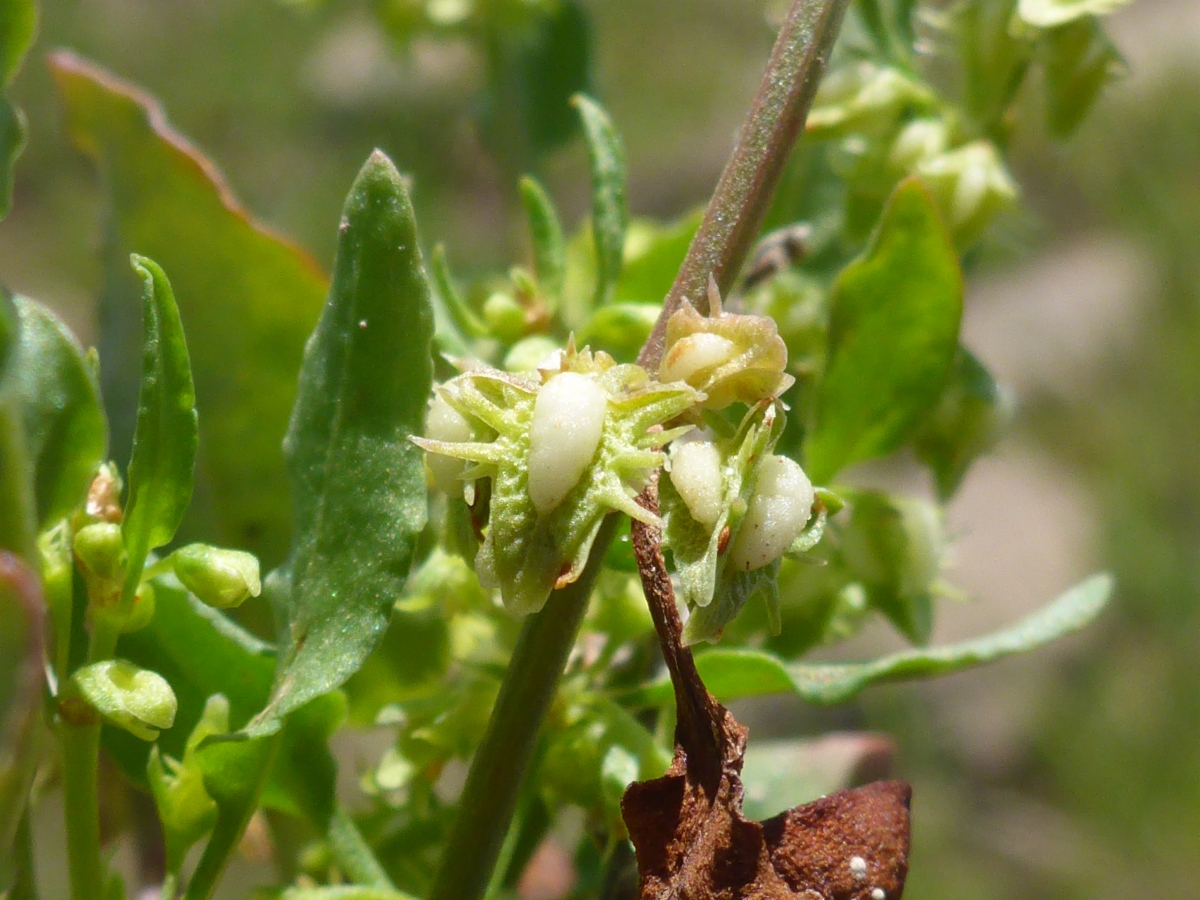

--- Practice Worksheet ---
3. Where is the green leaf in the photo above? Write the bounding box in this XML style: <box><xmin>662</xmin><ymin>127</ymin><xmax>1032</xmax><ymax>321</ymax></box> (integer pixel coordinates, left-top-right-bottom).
<box><xmin>187</xmin><ymin>732</ymin><xmax>279</xmax><ymax>900</ymax></box>
<box><xmin>915</xmin><ymin>347</ymin><xmax>1013</xmax><ymax>501</ymax></box>
<box><xmin>957</xmin><ymin>0</ymin><xmax>1034</xmax><ymax>132</ymax></box>
<box><xmin>122</xmin><ymin>256</ymin><xmax>198</xmax><ymax>596</ymax></box>
<box><xmin>251</xmin><ymin>151</ymin><xmax>434</xmax><ymax>734</ymax></box>
<box><xmin>625</xmin><ymin>574</ymin><xmax>1112</xmax><ymax>707</ymax></box>
<box><xmin>1018</xmin><ymin>0</ymin><xmax>1132</xmax><ymax>28</ymax></box>
<box><xmin>50</xmin><ymin>53</ymin><xmax>328</xmax><ymax>564</ymax></box>
<box><xmin>613</xmin><ymin>210</ymin><xmax>702</xmax><ymax>306</ymax></box>
<box><xmin>476</xmin><ymin>0</ymin><xmax>591</xmax><ymax>170</ymax></box>
<box><xmin>572</xmin><ymin>94</ymin><xmax>628</xmax><ymax>307</ymax></box>
<box><xmin>804</xmin><ymin>178</ymin><xmax>962</xmax><ymax>482</ymax></box>
<box><xmin>0</xmin><ymin>0</ymin><xmax>35</xmax><ymax>220</ymax></box>
<box><xmin>0</xmin><ymin>553</ymin><xmax>44</xmax><ymax>883</ymax></box>
<box><xmin>108</xmin><ymin>574</ymin><xmax>340</xmax><ymax>829</ymax></box>
<box><xmin>429</xmin><ymin>245</ymin><xmax>485</xmax><ymax>344</ymax></box>
<box><xmin>577</xmin><ymin>302</ymin><xmax>659</xmax><ymax>362</ymax></box>
<box><xmin>519</xmin><ymin>175</ymin><xmax>567</xmax><ymax>305</ymax></box>
<box><xmin>1041</xmin><ymin>17</ymin><xmax>1125</xmax><ymax>139</ymax></box>
<box><xmin>8</xmin><ymin>297</ymin><xmax>107</xmax><ymax>528</ymax></box>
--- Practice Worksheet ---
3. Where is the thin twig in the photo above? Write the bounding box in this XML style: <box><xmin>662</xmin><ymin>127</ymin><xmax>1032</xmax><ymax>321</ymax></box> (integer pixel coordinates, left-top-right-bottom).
<box><xmin>638</xmin><ymin>0</ymin><xmax>850</xmax><ymax>369</ymax></box>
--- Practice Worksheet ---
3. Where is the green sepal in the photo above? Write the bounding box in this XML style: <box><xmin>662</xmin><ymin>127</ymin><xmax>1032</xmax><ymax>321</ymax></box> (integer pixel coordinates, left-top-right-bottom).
<box><xmin>417</xmin><ymin>347</ymin><xmax>699</xmax><ymax>614</ymax></box>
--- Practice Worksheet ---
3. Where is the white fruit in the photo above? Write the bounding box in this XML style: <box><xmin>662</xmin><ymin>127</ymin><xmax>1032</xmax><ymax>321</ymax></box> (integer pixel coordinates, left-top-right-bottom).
<box><xmin>659</xmin><ymin>332</ymin><xmax>738</xmax><ymax>386</ymax></box>
<box><xmin>669</xmin><ymin>440</ymin><xmax>724</xmax><ymax>530</ymax></box>
<box><xmin>527</xmin><ymin>372</ymin><xmax>608</xmax><ymax>514</ymax></box>
<box><xmin>425</xmin><ymin>394</ymin><xmax>474</xmax><ymax>492</ymax></box>
<box><xmin>729</xmin><ymin>454</ymin><xmax>814</xmax><ymax>572</ymax></box>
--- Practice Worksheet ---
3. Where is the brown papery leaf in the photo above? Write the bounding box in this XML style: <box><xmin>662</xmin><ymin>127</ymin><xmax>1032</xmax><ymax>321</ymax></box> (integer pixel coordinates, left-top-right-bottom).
<box><xmin>623</xmin><ymin>476</ymin><xmax>911</xmax><ymax>900</ymax></box>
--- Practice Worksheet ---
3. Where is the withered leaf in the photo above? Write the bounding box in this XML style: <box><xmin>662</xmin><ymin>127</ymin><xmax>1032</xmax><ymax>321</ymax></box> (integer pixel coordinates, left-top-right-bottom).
<box><xmin>624</xmin><ymin>476</ymin><xmax>911</xmax><ymax>900</ymax></box>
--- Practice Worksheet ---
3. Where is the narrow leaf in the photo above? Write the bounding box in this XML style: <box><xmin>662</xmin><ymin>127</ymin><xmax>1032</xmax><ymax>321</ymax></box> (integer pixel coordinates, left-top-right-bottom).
<box><xmin>0</xmin><ymin>293</ymin><xmax>35</xmax><ymax>562</ymax></box>
<box><xmin>805</xmin><ymin>178</ymin><xmax>962</xmax><ymax>482</ymax></box>
<box><xmin>9</xmin><ymin>297</ymin><xmax>108</xmax><ymax>528</ymax></box>
<box><xmin>281</xmin><ymin>888</ymin><xmax>418</xmax><ymax>900</ymax></box>
<box><xmin>572</xmin><ymin>94</ymin><xmax>628</xmax><ymax>307</ymax></box>
<box><xmin>250</xmin><ymin>150</ymin><xmax>434</xmax><ymax>734</ymax></box>
<box><xmin>628</xmin><ymin>574</ymin><xmax>1112</xmax><ymax>706</ymax></box>
<box><xmin>51</xmin><ymin>53</ymin><xmax>327</xmax><ymax>564</ymax></box>
<box><xmin>122</xmin><ymin>256</ymin><xmax>198</xmax><ymax>592</ymax></box>
<box><xmin>518</xmin><ymin>174</ymin><xmax>567</xmax><ymax>304</ymax></box>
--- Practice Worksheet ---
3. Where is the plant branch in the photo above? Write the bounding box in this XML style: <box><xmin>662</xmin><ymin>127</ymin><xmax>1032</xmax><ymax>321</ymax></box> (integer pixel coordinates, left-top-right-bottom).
<box><xmin>638</xmin><ymin>0</ymin><xmax>850</xmax><ymax>369</ymax></box>
<box><xmin>428</xmin><ymin>2</ymin><xmax>849</xmax><ymax>896</ymax></box>
<box><xmin>428</xmin><ymin>516</ymin><xmax>618</xmax><ymax>900</ymax></box>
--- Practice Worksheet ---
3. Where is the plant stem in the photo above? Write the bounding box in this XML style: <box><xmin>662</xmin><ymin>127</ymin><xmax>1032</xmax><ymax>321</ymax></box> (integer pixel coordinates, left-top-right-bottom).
<box><xmin>638</xmin><ymin>0</ymin><xmax>851</xmax><ymax>369</ymax></box>
<box><xmin>60</xmin><ymin>714</ymin><xmax>103</xmax><ymax>900</ymax></box>
<box><xmin>427</xmin><ymin>3</ymin><xmax>849</xmax><ymax>896</ymax></box>
<box><xmin>328</xmin><ymin>805</ymin><xmax>395</xmax><ymax>891</ymax></box>
<box><xmin>60</xmin><ymin>615</ymin><xmax>121</xmax><ymax>900</ymax></box>
<box><xmin>428</xmin><ymin>516</ymin><xmax>618</xmax><ymax>900</ymax></box>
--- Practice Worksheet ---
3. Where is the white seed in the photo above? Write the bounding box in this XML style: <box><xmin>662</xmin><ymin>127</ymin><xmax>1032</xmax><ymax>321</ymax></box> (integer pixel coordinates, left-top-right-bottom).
<box><xmin>728</xmin><ymin>454</ymin><xmax>814</xmax><ymax>572</ymax></box>
<box><xmin>669</xmin><ymin>440</ymin><xmax>724</xmax><ymax>530</ymax></box>
<box><xmin>871</xmin><ymin>889</ymin><xmax>887</xmax><ymax>900</ymax></box>
<box><xmin>527</xmin><ymin>372</ymin><xmax>608</xmax><ymax>514</ymax></box>
<box><xmin>660</xmin><ymin>332</ymin><xmax>738</xmax><ymax>386</ymax></box>
<box><xmin>849</xmin><ymin>856</ymin><xmax>868</xmax><ymax>880</ymax></box>
<box><xmin>425</xmin><ymin>394</ymin><xmax>474</xmax><ymax>492</ymax></box>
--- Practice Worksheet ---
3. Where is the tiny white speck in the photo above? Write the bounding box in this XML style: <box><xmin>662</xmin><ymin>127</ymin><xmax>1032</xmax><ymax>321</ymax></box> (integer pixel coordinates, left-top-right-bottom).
<box><xmin>871</xmin><ymin>889</ymin><xmax>886</xmax><ymax>900</ymax></box>
<box><xmin>849</xmin><ymin>856</ymin><xmax>867</xmax><ymax>879</ymax></box>
<box><xmin>358</xmin><ymin>320</ymin><xmax>368</xmax><ymax>329</ymax></box>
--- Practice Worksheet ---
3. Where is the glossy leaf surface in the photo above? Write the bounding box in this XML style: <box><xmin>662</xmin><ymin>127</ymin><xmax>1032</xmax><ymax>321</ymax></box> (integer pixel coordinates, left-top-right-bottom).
<box><xmin>122</xmin><ymin>257</ymin><xmax>198</xmax><ymax>591</ymax></box>
<box><xmin>805</xmin><ymin>178</ymin><xmax>962</xmax><ymax>482</ymax></box>
<box><xmin>252</xmin><ymin>151</ymin><xmax>433</xmax><ymax>733</ymax></box>
<box><xmin>51</xmin><ymin>53</ymin><xmax>327</xmax><ymax>564</ymax></box>
<box><xmin>7</xmin><ymin>297</ymin><xmax>107</xmax><ymax>528</ymax></box>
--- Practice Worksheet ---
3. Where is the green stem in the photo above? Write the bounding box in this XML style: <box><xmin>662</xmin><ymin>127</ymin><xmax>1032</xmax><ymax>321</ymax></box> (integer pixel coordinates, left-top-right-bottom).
<box><xmin>60</xmin><ymin>715</ymin><xmax>103</xmax><ymax>900</ymax></box>
<box><xmin>427</xmin><ymin>3</ymin><xmax>849</xmax><ymax>897</ymax></box>
<box><xmin>328</xmin><ymin>805</ymin><xmax>395</xmax><ymax>891</ymax></box>
<box><xmin>9</xmin><ymin>810</ymin><xmax>39</xmax><ymax>900</ymax></box>
<box><xmin>638</xmin><ymin>0</ymin><xmax>851</xmax><ymax>368</ymax></box>
<box><xmin>428</xmin><ymin>516</ymin><xmax>619</xmax><ymax>900</ymax></box>
<box><xmin>59</xmin><ymin>616</ymin><xmax>123</xmax><ymax>900</ymax></box>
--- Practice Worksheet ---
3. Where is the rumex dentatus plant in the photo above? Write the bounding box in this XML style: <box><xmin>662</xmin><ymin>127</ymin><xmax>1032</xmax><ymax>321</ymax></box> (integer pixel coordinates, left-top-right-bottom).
<box><xmin>0</xmin><ymin>0</ymin><xmax>1130</xmax><ymax>897</ymax></box>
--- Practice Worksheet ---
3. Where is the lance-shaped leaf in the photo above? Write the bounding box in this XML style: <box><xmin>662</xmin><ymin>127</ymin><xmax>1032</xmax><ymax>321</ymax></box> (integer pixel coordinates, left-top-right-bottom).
<box><xmin>122</xmin><ymin>256</ymin><xmax>198</xmax><ymax>594</ymax></box>
<box><xmin>625</xmin><ymin>574</ymin><xmax>1113</xmax><ymax>707</ymax></box>
<box><xmin>572</xmin><ymin>94</ymin><xmax>627</xmax><ymax>308</ymax></box>
<box><xmin>805</xmin><ymin>178</ymin><xmax>962</xmax><ymax>482</ymax></box>
<box><xmin>250</xmin><ymin>151</ymin><xmax>434</xmax><ymax>734</ymax></box>
<box><xmin>8</xmin><ymin>296</ymin><xmax>108</xmax><ymax>529</ymax></box>
<box><xmin>519</xmin><ymin>174</ymin><xmax>567</xmax><ymax>305</ymax></box>
<box><xmin>50</xmin><ymin>53</ymin><xmax>327</xmax><ymax>564</ymax></box>
<box><xmin>0</xmin><ymin>0</ymin><xmax>35</xmax><ymax>219</ymax></box>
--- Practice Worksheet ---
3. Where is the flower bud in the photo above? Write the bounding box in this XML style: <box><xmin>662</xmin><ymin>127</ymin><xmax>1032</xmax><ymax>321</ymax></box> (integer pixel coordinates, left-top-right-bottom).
<box><xmin>527</xmin><ymin>371</ymin><xmax>608</xmax><ymax>514</ymax></box>
<box><xmin>73</xmin><ymin>522</ymin><xmax>126</xmax><ymax>608</ymax></box>
<box><xmin>728</xmin><ymin>454</ymin><xmax>815</xmax><ymax>572</ymax></box>
<box><xmin>424</xmin><ymin>394</ymin><xmax>475</xmax><ymax>493</ymax></box>
<box><xmin>888</xmin><ymin>118</ymin><xmax>950</xmax><ymax>172</ymax></box>
<box><xmin>807</xmin><ymin>62</ymin><xmax>936</xmax><ymax>139</ymax></box>
<box><xmin>120</xmin><ymin>580</ymin><xmax>156</xmax><ymax>633</ymax></box>
<box><xmin>917</xmin><ymin>141</ymin><xmax>1017</xmax><ymax>248</ymax></box>
<box><xmin>171</xmin><ymin>543</ymin><xmax>261</xmax><ymax>610</ymax></box>
<box><xmin>482</xmin><ymin>291</ymin><xmax>527</xmax><ymax>343</ymax></box>
<box><xmin>72</xmin><ymin>659</ymin><xmax>177</xmax><ymax>741</ymax></box>
<box><xmin>659</xmin><ymin>281</ymin><xmax>793</xmax><ymax>409</ymax></box>
<box><xmin>668</xmin><ymin>439</ymin><xmax>724</xmax><ymax>530</ymax></box>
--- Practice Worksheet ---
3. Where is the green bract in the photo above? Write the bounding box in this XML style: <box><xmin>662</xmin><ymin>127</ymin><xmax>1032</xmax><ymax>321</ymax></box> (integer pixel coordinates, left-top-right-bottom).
<box><xmin>416</xmin><ymin>343</ymin><xmax>699</xmax><ymax>613</ymax></box>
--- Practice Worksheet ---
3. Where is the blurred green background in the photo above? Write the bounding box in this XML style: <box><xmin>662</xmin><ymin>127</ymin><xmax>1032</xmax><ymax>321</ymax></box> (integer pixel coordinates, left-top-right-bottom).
<box><xmin>3</xmin><ymin>1</ymin><xmax>1198</xmax><ymax>898</ymax></box>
